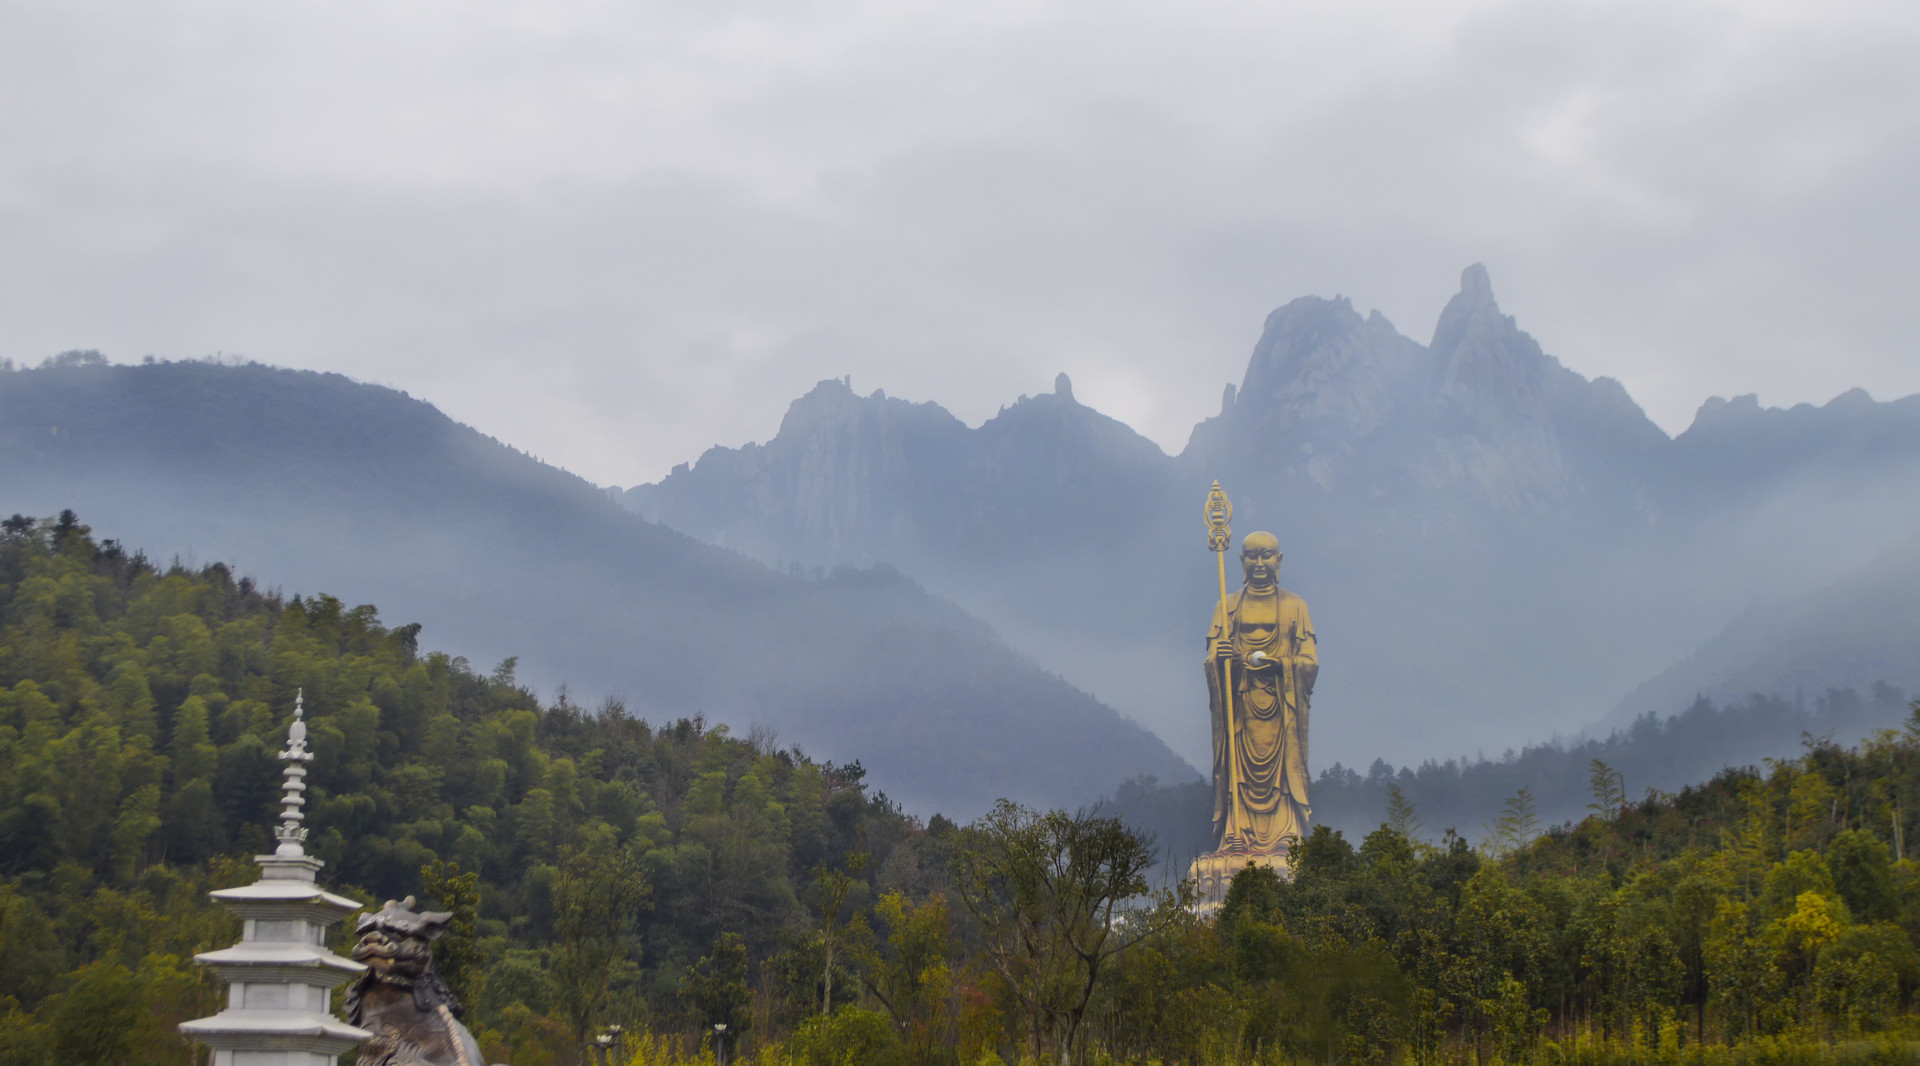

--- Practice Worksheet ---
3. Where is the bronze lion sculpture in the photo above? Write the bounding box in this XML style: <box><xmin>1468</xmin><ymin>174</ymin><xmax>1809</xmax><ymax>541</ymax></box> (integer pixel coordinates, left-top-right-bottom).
<box><xmin>345</xmin><ymin>896</ymin><xmax>497</xmax><ymax>1066</ymax></box>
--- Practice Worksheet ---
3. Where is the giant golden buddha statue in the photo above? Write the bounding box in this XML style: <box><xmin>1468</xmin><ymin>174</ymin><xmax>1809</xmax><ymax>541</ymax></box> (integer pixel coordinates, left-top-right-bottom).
<box><xmin>1191</xmin><ymin>484</ymin><xmax>1317</xmax><ymax>903</ymax></box>
<box><xmin>1207</xmin><ymin>531</ymin><xmax>1315</xmax><ymax>853</ymax></box>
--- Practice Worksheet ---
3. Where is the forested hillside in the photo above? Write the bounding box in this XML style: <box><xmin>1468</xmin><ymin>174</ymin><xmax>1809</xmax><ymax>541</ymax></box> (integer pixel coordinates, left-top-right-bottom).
<box><xmin>0</xmin><ymin>355</ymin><xmax>1194</xmax><ymax>816</ymax></box>
<box><xmin>8</xmin><ymin>514</ymin><xmax>1920</xmax><ymax>1064</ymax></box>
<box><xmin>0</xmin><ymin>513</ymin><xmax>942</xmax><ymax>1063</ymax></box>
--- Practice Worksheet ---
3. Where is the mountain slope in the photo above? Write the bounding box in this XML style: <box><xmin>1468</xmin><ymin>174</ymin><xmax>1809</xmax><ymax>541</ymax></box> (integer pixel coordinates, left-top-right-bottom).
<box><xmin>0</xmin><ymin>358</ymin><xmax>1196</xmax><ymax>816</ymax></box>
<box><xmin>1602</xmin><ymin>530</ymin><xmax>1920</xmax><ymax>729</ymax></box>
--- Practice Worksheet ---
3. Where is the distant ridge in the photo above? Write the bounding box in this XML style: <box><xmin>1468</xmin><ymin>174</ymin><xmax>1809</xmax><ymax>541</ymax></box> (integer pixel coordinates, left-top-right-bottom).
<box><xmin>625</xmin><ymin>371</ymin><xmax>1176</xmax><ymax>570</ymax></box>
<box><xmin>1599</xmin><ymin>530</ymin><xmax>1920</xmax><ymax>732</ymax></box>
<box><xmin>0</xmin><ymin>358</ymin><xmax>1197</xmax><ymax>817</ymax></box>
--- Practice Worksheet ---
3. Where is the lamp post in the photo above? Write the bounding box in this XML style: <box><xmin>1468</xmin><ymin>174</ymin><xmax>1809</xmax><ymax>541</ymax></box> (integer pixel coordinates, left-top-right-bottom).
<box><xmin>608</xmin><ymin>1024</ymin><xmax>624</xmax><ymax>1063</ymax></box>
<box><xmin>713</xmin><ymin>1023</ymin><xmax>728</xmax><ymax>1066</ymax></box>
<box><xmin>593</xmin><ymin>1032</ymin><xmax>613</xmax><ymax>1066</ymax></box>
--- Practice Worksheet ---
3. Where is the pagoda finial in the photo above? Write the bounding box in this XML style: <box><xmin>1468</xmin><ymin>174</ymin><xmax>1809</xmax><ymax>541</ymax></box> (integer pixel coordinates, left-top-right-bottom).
<box><xmin>181</xmin><ymin>688</ymin><xmax>369</xmax><ymax>1064</ymax></box>
<box><xmin>275</xmin><ymin>688</ymin><xmax>314</xmax><ymax>857</ymax></box>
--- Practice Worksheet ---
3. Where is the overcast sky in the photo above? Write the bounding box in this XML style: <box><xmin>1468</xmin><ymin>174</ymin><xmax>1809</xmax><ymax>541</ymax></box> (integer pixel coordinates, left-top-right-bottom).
<box><xmin>3</xmin><ymin>0</ymin><xmax>1917</xmax><ymax>485</ymax></box>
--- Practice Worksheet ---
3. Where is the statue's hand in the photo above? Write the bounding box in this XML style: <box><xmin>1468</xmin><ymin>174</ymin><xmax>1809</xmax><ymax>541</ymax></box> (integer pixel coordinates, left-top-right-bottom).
<box><xmin>1211</xmin><ymin>638</ymin><xmax>1234</xmax><ymax>663</ymax></box>
<box><xmin>1244</xmin><ymin>649</ymin><xmax>1280</xmax><ymax>671</ymax></box>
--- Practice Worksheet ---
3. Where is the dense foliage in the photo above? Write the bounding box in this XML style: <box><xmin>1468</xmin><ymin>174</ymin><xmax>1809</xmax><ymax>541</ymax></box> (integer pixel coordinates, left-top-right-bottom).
<box><xmin>1095</xmin><ymin>738</ymin><xmax>1920</xmax><ymax>1065</ymax></box>
<box><xmin>6</xmin><ymin>512</ymin><xmax>1920</xmax><ymax>1065</ymax></box>
<box><xmin>0</xmin><ymin>512</ymin><xmax>940</xmax><ymax>1064</ymax></box>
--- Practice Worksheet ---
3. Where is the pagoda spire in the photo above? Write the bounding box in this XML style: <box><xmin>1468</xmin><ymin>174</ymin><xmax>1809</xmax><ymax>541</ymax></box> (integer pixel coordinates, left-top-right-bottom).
<box><xmin>275</xmin><ymin>689</ymin><xmax>313</xmax><ymax>857</ymax></box>
<box><xmin>180</xmin><ymin>691</ymin><xmax>370</xmax><ymax>1065</ymax></box>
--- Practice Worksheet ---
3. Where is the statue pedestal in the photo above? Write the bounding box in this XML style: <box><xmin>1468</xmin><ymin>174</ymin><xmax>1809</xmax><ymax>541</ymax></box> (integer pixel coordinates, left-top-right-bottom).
<box><xmin>1188</xmin><ymin>849</ymin><xmax>1291</xmax><ymax>912</ymax></box>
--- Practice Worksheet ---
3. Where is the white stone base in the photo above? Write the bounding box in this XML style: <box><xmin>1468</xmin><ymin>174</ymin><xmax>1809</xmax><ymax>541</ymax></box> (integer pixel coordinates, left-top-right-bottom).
<box><xmin>1188</xmin><ymin>849</ymin><xmax>1292</xmax><ymax>911</ymax></box>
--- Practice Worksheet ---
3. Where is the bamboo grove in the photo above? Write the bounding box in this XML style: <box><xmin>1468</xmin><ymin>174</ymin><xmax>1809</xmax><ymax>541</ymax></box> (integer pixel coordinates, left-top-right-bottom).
<box><xmin>3</xmin><ymin>513</ymin><xmax>1920</xmax><ymax>1065</ymax></box>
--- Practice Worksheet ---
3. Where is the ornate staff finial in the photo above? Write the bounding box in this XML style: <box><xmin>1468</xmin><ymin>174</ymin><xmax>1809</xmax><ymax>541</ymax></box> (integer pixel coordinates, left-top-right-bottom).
<box><xmin>275</xmin><ymin>688</ymin><xmax>314</xmax><ymax>857</ymax></box>
<box><xmin>1205</xmin><ymin>480</ymin><xmax>1233</xmax><ymax>553</ymax></box>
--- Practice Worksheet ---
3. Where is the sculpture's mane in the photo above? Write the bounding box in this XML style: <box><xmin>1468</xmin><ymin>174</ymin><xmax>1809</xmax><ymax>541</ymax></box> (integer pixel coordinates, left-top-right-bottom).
<box><xmin>344</xmin><ymin>958</ymin><xmax>463</xmax><ymax>1023</ymax></box>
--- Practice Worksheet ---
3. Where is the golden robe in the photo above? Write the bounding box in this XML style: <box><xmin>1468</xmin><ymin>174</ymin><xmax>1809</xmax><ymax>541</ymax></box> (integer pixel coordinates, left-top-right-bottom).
<box><xmin>1206</xmin><ymin>586</ymin><xmax>1316</xmax><ymax>854</ymax></box>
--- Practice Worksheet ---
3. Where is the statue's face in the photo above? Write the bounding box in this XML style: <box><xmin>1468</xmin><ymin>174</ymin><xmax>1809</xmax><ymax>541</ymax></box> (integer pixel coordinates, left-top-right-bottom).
<box><xmin>351</xmin><ymin>926</ymin><xmax>434</xmax><ymax>983</ymax></box>
<box><xmin>1241</xmin><ymin>534</ymin><xmax>1280</xmax><ymax>588</ymax></box>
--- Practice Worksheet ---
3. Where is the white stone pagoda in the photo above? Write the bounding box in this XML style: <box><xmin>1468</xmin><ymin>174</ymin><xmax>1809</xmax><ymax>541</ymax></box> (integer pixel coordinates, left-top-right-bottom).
<box><xmin>180</xmin><ymin>691</ymin><xmax>371</xmax><ymax>1066</ymax></box>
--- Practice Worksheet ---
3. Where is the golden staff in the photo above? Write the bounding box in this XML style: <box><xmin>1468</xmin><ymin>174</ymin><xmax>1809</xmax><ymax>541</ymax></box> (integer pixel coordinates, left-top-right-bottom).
<box><xmin>1205</xmin><ymin>481</ymin><xmax>1240</xmax><ymax>844</ymax></box>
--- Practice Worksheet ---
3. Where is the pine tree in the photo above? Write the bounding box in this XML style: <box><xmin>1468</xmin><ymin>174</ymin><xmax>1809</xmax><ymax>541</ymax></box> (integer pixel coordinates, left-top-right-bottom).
<box><xmin>1387</xmin><ymin>783</ymin><xmax>1423</xmax><ymax>842</ymax></box>
<box><xmin>1490</xmin><ymin>786</ymin><xmax>1540</xmax><ymax>855</ymax></box>
<box><xmin>1588</xmin><ymin>759</ymin><xmax>1627</xmax><ymax>819</ymax></box>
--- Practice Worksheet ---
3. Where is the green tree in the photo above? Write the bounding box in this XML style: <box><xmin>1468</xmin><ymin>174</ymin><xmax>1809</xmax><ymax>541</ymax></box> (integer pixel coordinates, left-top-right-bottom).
<box><xmin>680</xmin><ymin>931</ymin><xmax>752</xmax><ymax>1036</ymax></box>
<box><xmin>787</xmin><ymin>1007</ymin><xmax>903</xmax><ymax>1066</ymax></box>
<box><xmin>1488</xmin><ymin>786</ymin><xmax>1540</xmax><ymax>856</ymax></box>
<box><xmin>0</xmin><ymin>1000</ymin><xmax>49</xmax><ymax>1066</ymax></box>
<box><xmin>954</xmin><ymin>801</ymin><xmax>1179</xmax><ymax>1066</ymax></box>
<box><xmin>49</xmin><ymin>962</ymin><xmax>145</xmax><ymax>1066</ymax></box>
<box><xmin>421</xmin><ymin>858</ymin><xmax>482</xmax><ymax>1010</ymax></box>
<box><xmin>1385</xmin><ymin>783</ymin><xmax>1421</xmax><ymax>842</ymax></box>
<box><xmin>1704</xmin><ymin>899</ymin><xmax>1780</xmax><ymax>1040</ymax></box>
<box><xmin>847</xmin><ymin>889</ymin><xmax>961</xmax><ymax>1060</ymax></box>
<box><xmin>551</xmin><ymin>845</ymin><xmax>649</xmax><ymax>1056</ymax></box>
<box><xmin>1588</xmin><ymin>758</ymin><xmax>1627</xmax><ymax>818</ymax></box>
<box><xmin>1827</xmin><ymin>829</ymin><xmax>1897</xmax><ymax>923</ymax></box>
<box><xmin>812</xmin><ymin>851</ymin><xmax>868</xmax><ymax>1015</ymax></box>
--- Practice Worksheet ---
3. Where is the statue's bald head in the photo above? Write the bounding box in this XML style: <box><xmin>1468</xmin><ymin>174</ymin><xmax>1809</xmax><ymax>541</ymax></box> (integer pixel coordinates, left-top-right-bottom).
<box><xmin>1240</xmin><ymin>532</ymin><xmax>1281</xmax><ymax>590</ymax></box>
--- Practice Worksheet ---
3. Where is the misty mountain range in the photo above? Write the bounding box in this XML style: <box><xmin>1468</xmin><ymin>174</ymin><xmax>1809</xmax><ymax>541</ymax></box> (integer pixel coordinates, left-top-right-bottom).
<box><xmin>5</xmin><ymin>263</ymin><xmax>1917</xmax><ymax>824</ymax></box>
<box><xmin>618</xmin><ymin>265</ymin><xmax>1920</xmax><ymax>771</ymax></box>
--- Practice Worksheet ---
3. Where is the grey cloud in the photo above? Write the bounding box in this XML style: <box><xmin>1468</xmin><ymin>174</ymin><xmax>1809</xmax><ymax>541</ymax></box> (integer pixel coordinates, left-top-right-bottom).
<box><xmin>1</xmin><ymin>0</ymin><xmax>1917</xmax><ymax>484</ymax></box>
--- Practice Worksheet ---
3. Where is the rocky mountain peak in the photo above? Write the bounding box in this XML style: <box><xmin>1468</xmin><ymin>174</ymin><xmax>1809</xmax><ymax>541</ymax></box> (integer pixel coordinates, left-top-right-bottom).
<box><xmin>774</xmin><ymin>376</ymin><xmax>863</xmax><ymax>438</ymax></box>
<box><xmin>1421</xmin><ymin>265</ymin><xmax>1670</xmax><ymax>506</ymax></box>
<box><xmin>1232</xmin><ymin>294</ymin><xmax>1424</xmax><ymax>440</ymax></box>
<box><xmin>1829</xmin><ymin>387</ymin><xmax>1876</xmax><ymax>411</ymax></box>
<box><xmin>1429</xmin><ymin>263</ymin><xmax>1551</xmax><ymax>404</ymax></box>
<box><xmin>982</xmin><ymin>376</ymin><xmax>1170</xmax><ymax>477</ymax></box>
<box><xmin>1179</xmin><ymin>265</ymin><xmax>1668</xmax><ymax>510</ymax></box>
<box><xmin>1459</xmin><ymin>260</ymin><xmax>1494</xmax><ymax>299</ymax></box>
<box><xmin>1690</xmin><ymin>393</ymin><xmax>1764</xmax><ymax>431</ymax></box>
<box><xmin>771</xmin><ymin>376</ymin><xmax>966</xmax><ymax>448</ymax></box>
